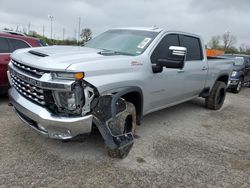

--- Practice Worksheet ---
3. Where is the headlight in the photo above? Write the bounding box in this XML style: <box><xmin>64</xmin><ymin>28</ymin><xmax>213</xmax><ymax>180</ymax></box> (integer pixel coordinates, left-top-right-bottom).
<box><xmin>52</xmin><ymin>84</ymin><xmax>84</xmax><ymax>115</ymax></box>
<box><xmin>53</xmin><ymin>91</ymin><xmax>77</xmax><ymax>111</ymax></box>
<box><xmin>231</xmin><ymin>71</ymin><xmax>237</xmax><ymax>77</ymax></box>
<box><xmin>52</xmin><ymin>72</ymin><xmax>84</xmax><ymax>80</ymax></box>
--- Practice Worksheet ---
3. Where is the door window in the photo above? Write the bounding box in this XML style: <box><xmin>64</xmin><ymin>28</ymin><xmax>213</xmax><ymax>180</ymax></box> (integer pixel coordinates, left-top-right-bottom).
<box><xmin>0</xmin><ymin>37</ymin><xmax>11</xmax><ymax>53</ymax></box>
<box><xmin>151</xmin><ymin>34</ymin><xmax>180</xmax><ymax>64</ymax></box>
<box><xmin>9</xmin><ymin>38</ymin><xmax>30</xmax><ymax>51</ymax></box>
<box><xmin>179</xmin><ymin>35</ymin><xmax>203</xmax><ymax>61</ymax></box>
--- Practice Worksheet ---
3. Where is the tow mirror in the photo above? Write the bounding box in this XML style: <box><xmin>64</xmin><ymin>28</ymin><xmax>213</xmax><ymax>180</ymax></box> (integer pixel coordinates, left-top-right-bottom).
<box><xmin>156</xmin><ymin>46</ymin><xmax>187</xmax><ymax>69</ymax></box>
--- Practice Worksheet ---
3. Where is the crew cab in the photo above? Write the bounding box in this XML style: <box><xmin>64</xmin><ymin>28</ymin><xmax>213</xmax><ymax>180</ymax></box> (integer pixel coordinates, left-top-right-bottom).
<box><xmin>0</xmin><ymin>31</ymin><xmax>44</xmax><ymax>94</ymax></box>
<box><xmin>8</xmin><ymin>27</ymin><xmax>233</xmax><ymax>158</ymax></box>
<box><xmin>218</xmin><ymin>54</ymin><xmax>250</xmax><ymax>93</ymax></box>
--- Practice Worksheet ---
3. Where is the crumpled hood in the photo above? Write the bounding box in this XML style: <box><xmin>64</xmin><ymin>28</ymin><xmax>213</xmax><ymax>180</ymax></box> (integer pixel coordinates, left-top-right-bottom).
<box><xmin>11</xmin><ymin>46</ymin><xmax>132</xmax><ymax>72</ymax></box>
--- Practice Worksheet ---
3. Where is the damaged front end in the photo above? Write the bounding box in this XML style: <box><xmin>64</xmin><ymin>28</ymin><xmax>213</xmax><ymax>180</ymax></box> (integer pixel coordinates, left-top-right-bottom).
<box><xmin>49</xmin><ymin>74</ymin><xmax>136</xmax><ymax>158</ymax></box>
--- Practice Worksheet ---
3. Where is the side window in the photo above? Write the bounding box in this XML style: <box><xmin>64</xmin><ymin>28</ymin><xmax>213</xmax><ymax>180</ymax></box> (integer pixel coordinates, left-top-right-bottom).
<box><xmin>151</xmin><ymin>34</ymin><xmax>180</xmax><ymax>64</ymax></box>
<box><xmin>9</xmin><ymin>38</ymin><xmax>30</xmax><ymax>51</ymax></box>
<box><xmin>179</xmin><ymin>35</ymin><xmax>203</xmax><ymax>61</ymax></box>
<box><xmin>0</xmin><ymin>37</ymin><xmax>11</xmax><ymax>53</ymax></box>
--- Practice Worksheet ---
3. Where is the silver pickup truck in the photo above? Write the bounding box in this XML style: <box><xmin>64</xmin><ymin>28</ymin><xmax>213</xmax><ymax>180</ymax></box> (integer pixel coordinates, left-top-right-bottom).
<box><xmin>8</xmin><ymin>27</ymin><xmax>233</xmax><ymax>158</ymax></box>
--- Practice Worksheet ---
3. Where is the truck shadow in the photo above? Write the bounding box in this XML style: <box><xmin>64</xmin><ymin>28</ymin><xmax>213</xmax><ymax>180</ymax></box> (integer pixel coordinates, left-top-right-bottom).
<box><xmin>0</xmin><ymin>94</ymin><xmax>9</xmax><ymax>104</ymax></box>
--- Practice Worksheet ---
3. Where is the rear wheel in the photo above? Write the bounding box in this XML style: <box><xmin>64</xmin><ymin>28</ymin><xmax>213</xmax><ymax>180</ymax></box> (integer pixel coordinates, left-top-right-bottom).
<box><xmin>205</xmin><ymin>81</ymin><xmax>226</xmax><ymax>110</ymax></box>
<box><xmin>106</xmin><ymin>102</ymin><xmax>136</xmax><ymax>158</ymax></box>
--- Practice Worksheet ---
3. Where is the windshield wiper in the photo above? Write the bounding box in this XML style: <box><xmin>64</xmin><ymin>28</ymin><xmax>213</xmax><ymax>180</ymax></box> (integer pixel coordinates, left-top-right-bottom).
<box><xmin>98</xmin><ymin>49</ymin><xmax>134</xmax><ymax>56</ymax></box>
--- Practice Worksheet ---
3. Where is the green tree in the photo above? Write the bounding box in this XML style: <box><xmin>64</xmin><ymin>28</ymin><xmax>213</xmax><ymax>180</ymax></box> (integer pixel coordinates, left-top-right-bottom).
<box><xmin>80</xmin><ymin>28</ymin><xmax>92</xmax><ymax>44</ymax></box>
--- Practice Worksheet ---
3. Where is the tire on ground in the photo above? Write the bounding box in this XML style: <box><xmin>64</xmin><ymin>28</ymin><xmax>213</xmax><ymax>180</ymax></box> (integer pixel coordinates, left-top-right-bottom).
<box><xmin>205</xmin><ymin>81</ymin><xmax>227</xmax><ymax>110</ymax></box>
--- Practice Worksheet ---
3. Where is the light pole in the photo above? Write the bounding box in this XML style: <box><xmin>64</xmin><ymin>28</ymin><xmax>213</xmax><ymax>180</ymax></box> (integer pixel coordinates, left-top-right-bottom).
<box><xmin>48</xmin><ymin>15</ymin><xmax>54</xmax><ymax>39</ymax></box>
<box><xmin>78</xmin><ymin>17</ymin><xmax>81</xmax><ymax>45</ymax></box>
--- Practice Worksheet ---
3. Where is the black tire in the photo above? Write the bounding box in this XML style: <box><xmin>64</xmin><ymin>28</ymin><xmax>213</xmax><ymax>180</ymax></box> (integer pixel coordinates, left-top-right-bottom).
<box><xmin>205</xmin><ymin>81</ymin><xmax>227</xmax><ymax>110</ymax></box>
<box><xmin>231</xmin><ymin>79</ymin><xmax>243</xmax><ymax>93</ymax></box>
<box><xmin>106</xmin><ymin>102</ymin><xmax>136</xmax><ymax>158</ymax></box>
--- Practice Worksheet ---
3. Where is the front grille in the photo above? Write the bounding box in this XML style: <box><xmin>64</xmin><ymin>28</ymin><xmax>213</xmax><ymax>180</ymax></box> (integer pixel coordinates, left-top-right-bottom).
<box><xmin>11</xmin><ymin>59</ymin><xmax>46</xmax><ymax>78</ymax></box>
<box><xmin>10</xmin><ymin>71</ymin><xmax>46</xmax><ymax>105</ymax></box>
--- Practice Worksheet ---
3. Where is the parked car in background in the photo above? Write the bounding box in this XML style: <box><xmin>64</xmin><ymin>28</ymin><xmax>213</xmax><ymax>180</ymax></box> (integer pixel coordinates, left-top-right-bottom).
<box><xmin>219</xmin><ymin>54</ymin><xmax>250</xmax><ymax>93</ymax></box>
<box><xmin>0</xmin><ymin>31</ymin><xmax>45</xmax><ymax>94</ymax></box>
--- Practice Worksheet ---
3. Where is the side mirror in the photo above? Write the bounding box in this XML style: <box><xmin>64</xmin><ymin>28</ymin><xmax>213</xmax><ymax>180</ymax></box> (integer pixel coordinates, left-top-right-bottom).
<box><xmin>156</xmin><ymin>46</ymin><xmax>187</xmax><ymax>69</ymax></box>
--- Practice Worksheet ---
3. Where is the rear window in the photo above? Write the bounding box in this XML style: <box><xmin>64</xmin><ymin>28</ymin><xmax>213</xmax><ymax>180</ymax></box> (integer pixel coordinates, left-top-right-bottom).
<box><xmin>9</xmin><ymin>38</ymin><xmax>30</xmax><ymax>51</ymax></box>
<box><xmin>0</xmin><ymin>37</ymin><xmax>11</xmax><ymax>53</ymax></box>
<box><xmin>179</xmin><ymin>35</ymin><xmax>203</xmax><ymax>61</ymax></box>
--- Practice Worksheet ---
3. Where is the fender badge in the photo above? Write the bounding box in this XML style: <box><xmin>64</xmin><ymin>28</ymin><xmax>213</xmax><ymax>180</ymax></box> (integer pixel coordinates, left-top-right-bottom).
<box><xmin>131</xmin><ymin>61</ymin><xmax>143</xmax><ymax>66</ymax></box>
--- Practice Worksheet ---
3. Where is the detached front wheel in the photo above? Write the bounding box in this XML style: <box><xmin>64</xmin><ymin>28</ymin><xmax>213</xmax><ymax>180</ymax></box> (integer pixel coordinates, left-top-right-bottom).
<box><xmin>205</xmin><ymin>81</ymin><xmax>226</xmax><ymax>110</ymax></box>
<box><xmin>106</xmin><ymin>102</ymin><xmax>137</xmax><ymax>158</ymax></box>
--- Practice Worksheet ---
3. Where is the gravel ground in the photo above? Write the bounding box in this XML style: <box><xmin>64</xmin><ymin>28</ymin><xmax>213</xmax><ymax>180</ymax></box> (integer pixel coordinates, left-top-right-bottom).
<box><xmin>0</xmin><ymin>88</ymin><xmax>250</xmax><ymax>188</ymax></box>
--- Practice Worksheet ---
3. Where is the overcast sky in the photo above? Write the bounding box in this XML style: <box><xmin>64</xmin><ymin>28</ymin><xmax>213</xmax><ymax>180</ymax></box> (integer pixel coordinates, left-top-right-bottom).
<box><xmin>0</xmin><ymin>0</ymin><xmax>250</xmax><ymax>46</ymax></box>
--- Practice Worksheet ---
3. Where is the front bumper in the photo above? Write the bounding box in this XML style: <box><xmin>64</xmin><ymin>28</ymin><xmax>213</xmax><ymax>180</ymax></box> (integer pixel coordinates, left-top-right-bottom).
<box><xmin>9</xmin><ymin>87</ymin><xmax>93</xmax><ymax>139</ymax></box>
<box><xmin>228</xmin><ymin>78</ymin><xmax>240</xmax><ymax>88</ymax></box>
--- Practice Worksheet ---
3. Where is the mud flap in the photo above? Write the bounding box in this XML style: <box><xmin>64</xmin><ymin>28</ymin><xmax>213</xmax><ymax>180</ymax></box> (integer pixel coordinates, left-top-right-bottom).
<box><xmin>92</xmin><ymin>95</ymin><xmax>134</xmax><ymax>158</ymax></box>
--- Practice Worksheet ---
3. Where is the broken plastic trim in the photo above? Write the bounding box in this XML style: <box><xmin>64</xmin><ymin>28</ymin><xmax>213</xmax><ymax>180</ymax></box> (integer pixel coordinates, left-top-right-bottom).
<box><xmin>92</xmin><ymin>87</ymin><xmax>142</xmax><ymax>156</ymax></box>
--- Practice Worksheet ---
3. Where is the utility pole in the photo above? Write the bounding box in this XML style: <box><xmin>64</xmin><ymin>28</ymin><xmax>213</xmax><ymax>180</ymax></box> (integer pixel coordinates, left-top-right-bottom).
<box><xmin>62</xmin><ymin>27</ymin><xmax>65</xmax><ymax>41</ymax></box>
<box><xmin>74</xmin><ymin>29</ymin><xmax>77</xmax><ymax>40</ymax></box>
<box><xmin>78</xmin><ymin>17</ymin><xmax>81</xmax><ymax>45</ymax></box>
<box><xmin>28</xmin><ymin>22</ymin><xmax>31</xmax><ymax>34</ymax></box>
<box><xmin>42</xmin><ymin>25</ymin><xmax>45</xmax><ymax>37</ymax></box>
<box><xmin>48</xmin><ymin>15</ymin><xmax>54</xmax><ymax>39</ymax></box>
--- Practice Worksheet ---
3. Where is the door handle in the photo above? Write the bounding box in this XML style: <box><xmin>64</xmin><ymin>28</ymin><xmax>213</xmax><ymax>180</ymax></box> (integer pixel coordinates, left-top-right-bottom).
<box><xmin>177</xmin><ymin>69</ymin><xmax>185</xmax><ymax>73</ymax></box>
<box><xmin>202</xmin><ymin>67</ymin><xmax>208</xmax><ymax>71</ymax></box>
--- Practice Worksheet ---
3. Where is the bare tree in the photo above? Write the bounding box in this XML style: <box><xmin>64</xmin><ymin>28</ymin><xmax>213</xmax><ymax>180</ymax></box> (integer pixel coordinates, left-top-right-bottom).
<box><xmin>222</xmin><ymin>32</ymin><xmax>237</xmax><ymax>51</ymax></box>
<box><xmin>80</xmin><ymin>28</ymin><xmax>92</xmax><ymax>44</ymax></box>
<box><xmin>239</xmin><ymin>43</ymin><xmax>247</xmax><ymax>53</ymax></box>
<box><xmin>208</xmin><ymin>35</ymin><xmax>221</xmax><ymax>49</ymax></box>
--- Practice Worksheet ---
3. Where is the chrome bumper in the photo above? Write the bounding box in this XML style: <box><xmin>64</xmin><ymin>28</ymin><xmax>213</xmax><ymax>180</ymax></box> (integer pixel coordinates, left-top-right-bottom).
<box><xmin>8</xmin><ymin>87</ymin><xmax>93</xmax><ymax>139</ymax></box>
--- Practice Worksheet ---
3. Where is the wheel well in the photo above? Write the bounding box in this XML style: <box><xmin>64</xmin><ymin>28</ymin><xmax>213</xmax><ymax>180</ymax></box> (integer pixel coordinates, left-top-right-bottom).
<box><xmin>121</xmin><ymin>91</ymin><xmax>143</xmax><ymax>125</ymax></box>
<box><xmin>217</xmin><ymin>75</ymin><xmax>229</xmax><ymax>85</ymax></box>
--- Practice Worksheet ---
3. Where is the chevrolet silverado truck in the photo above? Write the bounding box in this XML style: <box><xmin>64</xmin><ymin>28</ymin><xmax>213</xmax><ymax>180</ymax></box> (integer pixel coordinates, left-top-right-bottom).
<box><xmin>8</xmin><ymin>27</ymin><xmax>233</xmax><ymax>158</ymax></box>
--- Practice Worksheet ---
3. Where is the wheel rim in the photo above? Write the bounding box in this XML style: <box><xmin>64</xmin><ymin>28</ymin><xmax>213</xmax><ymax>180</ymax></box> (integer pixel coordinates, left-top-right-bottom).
<box><xmin>216</xmin><ymin>88</ymin><xmax>225</xmax><ymax>106</ymax></box>
<box><xmin>237</xmin><ymin>81</ymin><xmax>242</xmax><ymax>91</ymax></box>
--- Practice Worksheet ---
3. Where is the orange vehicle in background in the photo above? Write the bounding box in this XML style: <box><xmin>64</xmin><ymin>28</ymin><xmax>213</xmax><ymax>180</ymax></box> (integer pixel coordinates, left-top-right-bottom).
<box><xmin>206</xmin><ymin>49</ymin><xmax>224</xmax><ymax>57</ymax></box>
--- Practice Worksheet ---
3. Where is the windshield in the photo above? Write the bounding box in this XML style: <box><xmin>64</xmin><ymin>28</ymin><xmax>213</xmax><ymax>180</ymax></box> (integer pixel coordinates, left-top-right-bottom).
<box><xmin>85</xmin><ymin>29</ymin><xmax>159</xmax><ymax>56</ymax></box>
<box><xmin>234</xmin><ymin>57</ymin><xmax>244</xmax><ymax>66</ymax></box>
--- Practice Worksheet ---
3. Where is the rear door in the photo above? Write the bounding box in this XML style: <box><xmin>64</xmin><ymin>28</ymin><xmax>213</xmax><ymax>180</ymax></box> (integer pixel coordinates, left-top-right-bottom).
<box><xmin>179</xmin><ymin>35</ymin><xmax>207</xmax><ymax>97</ymax></box>
<box><xmin>0</xmin><ymin>37</ymin><xmax>12</xmax><ymax>86</ymax></box>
